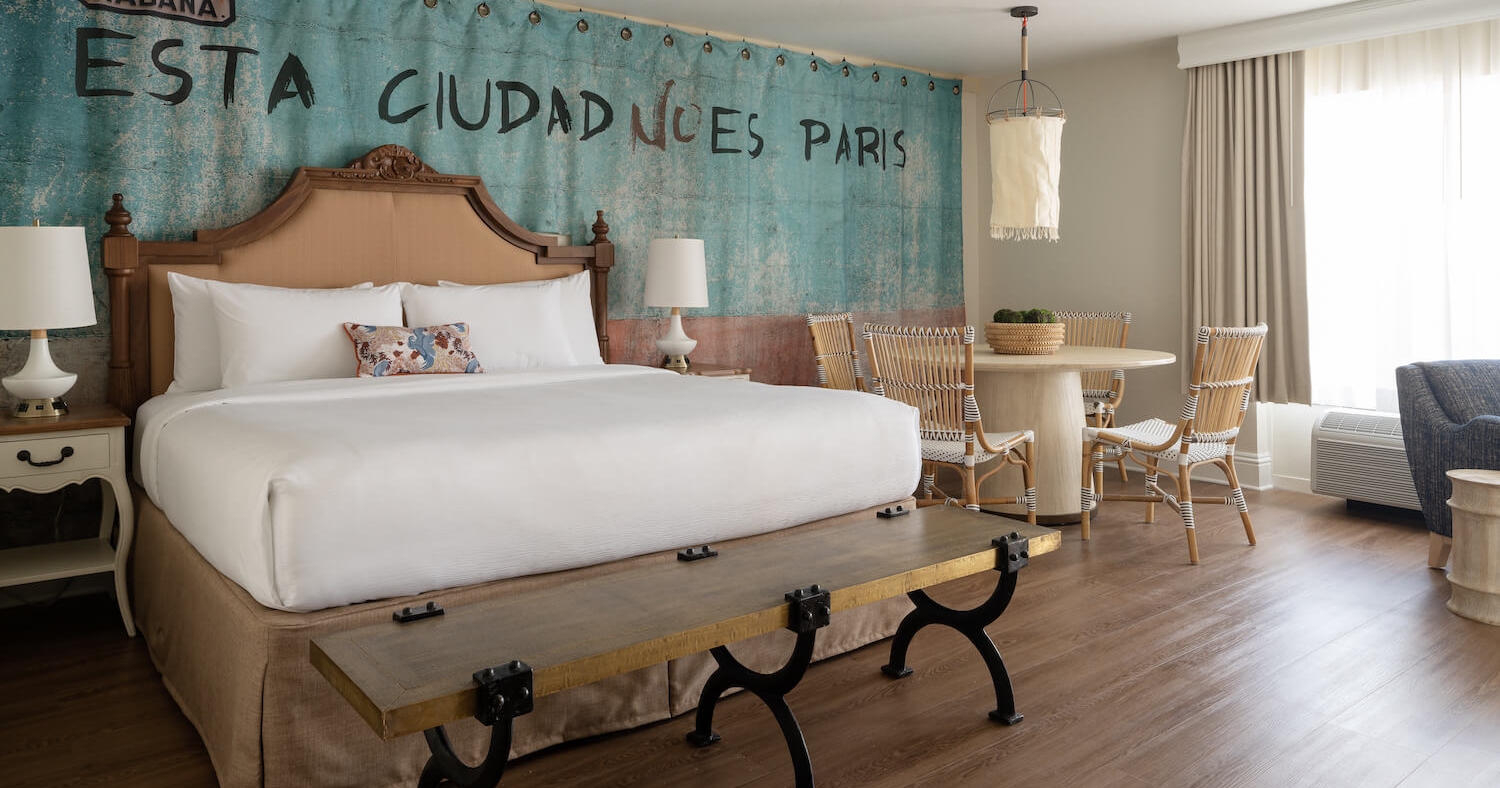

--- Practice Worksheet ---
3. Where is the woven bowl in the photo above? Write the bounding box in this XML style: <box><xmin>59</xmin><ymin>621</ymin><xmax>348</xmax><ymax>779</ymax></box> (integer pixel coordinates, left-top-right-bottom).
<box><xmin>984</xmin><ymin>322</ymin><xmax>1066</xmax><ymax>355</ymax></box>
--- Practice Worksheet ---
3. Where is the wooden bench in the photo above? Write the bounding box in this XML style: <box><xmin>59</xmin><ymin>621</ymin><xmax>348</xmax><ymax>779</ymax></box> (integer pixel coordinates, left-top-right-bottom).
<box><xmin>312</xmin><ymin>506</ymin><xmax>1059</xmax><ymax>787</ymax></box>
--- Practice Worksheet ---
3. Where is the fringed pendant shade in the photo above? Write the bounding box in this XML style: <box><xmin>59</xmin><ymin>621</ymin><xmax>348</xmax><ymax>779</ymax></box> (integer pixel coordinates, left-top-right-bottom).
<box><xmin>986</xmin><ymin>6</ymin><xmax>1065</xmax><ymax>242</ymax></box>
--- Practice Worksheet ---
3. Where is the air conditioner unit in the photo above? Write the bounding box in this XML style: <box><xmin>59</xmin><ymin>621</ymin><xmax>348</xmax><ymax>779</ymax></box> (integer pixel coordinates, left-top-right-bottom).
<box><xmin>1310</xmin><ymin>410</ymin><xmax>1421</xmax><ymax>510</ymax></box>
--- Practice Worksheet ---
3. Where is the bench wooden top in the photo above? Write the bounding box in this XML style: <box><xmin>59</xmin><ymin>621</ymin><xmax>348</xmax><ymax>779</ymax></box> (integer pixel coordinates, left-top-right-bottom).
<box><xmin>311</xmin><ymin>507</ymin><xmax>1058</xmax><ymax>740</ymax></box>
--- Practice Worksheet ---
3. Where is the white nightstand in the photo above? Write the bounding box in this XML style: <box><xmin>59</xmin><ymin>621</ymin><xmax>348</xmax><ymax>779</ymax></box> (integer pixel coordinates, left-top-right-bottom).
<box><xmin>674</xmin><ymin>362</ymin><xmax>753</xmax><ymax>381</ymax></box>
<box><xmin>0</xmin><ymin>405</ymin><xmax>135</xmax><ymax>636</ymax></box>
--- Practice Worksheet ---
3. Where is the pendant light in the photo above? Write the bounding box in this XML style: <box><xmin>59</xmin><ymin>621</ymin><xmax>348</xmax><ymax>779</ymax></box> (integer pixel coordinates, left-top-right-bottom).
<box><xmin>986</xmin><ymin>6</ymin><xmax>1066</xmax><ymax>241</ymax></box>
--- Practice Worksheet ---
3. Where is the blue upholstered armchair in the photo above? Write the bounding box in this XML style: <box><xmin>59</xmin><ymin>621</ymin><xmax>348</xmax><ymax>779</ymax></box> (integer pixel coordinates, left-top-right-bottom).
<box><xmin>1395</xmin><ymin>360</ymin><xmax>1500</xmax><ymax>568</ymax></box>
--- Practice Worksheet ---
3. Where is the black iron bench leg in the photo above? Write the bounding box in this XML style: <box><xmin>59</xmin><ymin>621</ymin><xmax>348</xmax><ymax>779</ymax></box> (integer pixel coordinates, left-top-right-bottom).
<box><xmin>881</xmin><ymin>532</ymin><xmax>1030</xmax><ymax>725</ymax></box>
<box><xmin>418</xmin><ymin>661</ymin><xmax>533</xmax><ymax>788</ymax></box>
<box><xmin>418</xmin><ymin>722</ymin><xmax>513</xmax><ymax>788</ymax></box>
<box><xmin>687</xmin><ymin>585</ymin><xmax>830</xmax><ymax>788</ymax></box>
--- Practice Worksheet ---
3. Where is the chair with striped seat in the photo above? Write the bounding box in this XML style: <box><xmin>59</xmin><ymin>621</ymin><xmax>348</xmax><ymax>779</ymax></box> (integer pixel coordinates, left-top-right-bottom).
<box><xmin>1057</xmin><ymin>310</ymin><xmax>1133</xmax><ymax>480</ymax></box>
<box><xmin>806</xmin><ymin>312</ymin><xmax>867</xmax><ymax>392</ymax></box>
<box><xmin>1079</xmin><ymin>323</ymin><xmax>1267</xmax><ymax>564</ymax></box>
<box><xmin>863</xmin><ymin>323</ymin><xmax>1036</xmax><ymax>521</ymax></box>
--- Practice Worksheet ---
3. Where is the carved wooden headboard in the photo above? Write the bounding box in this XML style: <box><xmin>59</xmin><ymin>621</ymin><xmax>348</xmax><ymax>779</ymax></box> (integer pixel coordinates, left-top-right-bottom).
<box><xmin>100</xmin><ymin>144</ymin><xmax>614</xmax><ymax>420</ymax></box>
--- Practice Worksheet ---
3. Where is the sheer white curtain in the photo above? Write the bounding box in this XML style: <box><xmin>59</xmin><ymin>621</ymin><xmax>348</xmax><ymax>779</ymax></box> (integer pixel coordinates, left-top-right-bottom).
<box><xmin>1304</xmin><ymin>20</ymin><xmax>1500</xmax><ymax>411</ymax></box>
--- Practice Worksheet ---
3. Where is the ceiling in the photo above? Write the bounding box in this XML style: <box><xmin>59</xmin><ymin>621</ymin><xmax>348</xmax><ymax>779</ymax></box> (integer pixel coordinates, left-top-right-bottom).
<box><xmin>563</xmin><ymin>0</ymin><xmax>1355</xmax><ymax>76</ymax></box>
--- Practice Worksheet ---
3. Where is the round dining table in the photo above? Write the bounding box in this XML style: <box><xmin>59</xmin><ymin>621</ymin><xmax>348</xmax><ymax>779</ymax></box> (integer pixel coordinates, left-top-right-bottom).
<box><xmin>972</xmin><ymin>345</ymin><xmax>1176</xmax><ymax>522</ymax></box>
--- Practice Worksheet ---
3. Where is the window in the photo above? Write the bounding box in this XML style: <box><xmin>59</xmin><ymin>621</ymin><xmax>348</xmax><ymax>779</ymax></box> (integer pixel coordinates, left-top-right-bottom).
<box><xmin>1303</xmin><ymin>20</ymin><xmax>1500</xmax><ymax>411</ymax></box>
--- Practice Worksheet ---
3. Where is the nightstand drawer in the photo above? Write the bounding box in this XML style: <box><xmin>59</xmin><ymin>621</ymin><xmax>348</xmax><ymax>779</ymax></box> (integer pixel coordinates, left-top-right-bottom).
<box><xmin>0</xmin><ymin>432</ymin><xmax>111</xmax><ymax>481</ymax></box>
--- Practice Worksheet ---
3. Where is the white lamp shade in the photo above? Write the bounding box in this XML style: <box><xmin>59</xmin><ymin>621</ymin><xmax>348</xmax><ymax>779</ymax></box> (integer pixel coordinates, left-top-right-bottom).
<box><xmin>987</xmin><ymin>115</ymin><xmax>1064</xmax><ymax>242</ymax></box>
<box><xmin>0</xmin><ymin>226</ymin><xmax>97</xmax><ymax>330</ymax></box>
<box><xmin>644</xmin><ymin>238</ymin><xmax>709</xmax><ymax>309</ymax></box>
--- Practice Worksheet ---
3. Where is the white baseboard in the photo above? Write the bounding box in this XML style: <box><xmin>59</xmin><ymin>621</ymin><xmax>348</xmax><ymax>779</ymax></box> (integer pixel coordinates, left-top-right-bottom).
<box><xmin>1273</xmin><ymin>474</ymin><xmax>1312</xmax><ymax>494</ymax></box>
<box><xmin>1229</xmin><ymin>451</ymin><xmax>1273</xmax><ymax>491</ymax></box>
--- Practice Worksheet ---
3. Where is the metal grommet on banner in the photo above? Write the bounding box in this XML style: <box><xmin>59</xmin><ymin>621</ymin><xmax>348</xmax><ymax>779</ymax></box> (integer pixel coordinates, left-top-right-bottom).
<box><xmin>703</xmin><ymin>41</ymin><xmax>713</xmax><ymax>53</ymax></box>
<box><xmin>664</xmin><ymin>33</ymin><xmax>674</xmax><ymax>47</ymax></box>
<box><xmin>928</xmin><ymin>80</ymin><xmax>935</xmax><ymax>91</ymax></box>
<box><xmin>872</xmin><ymin>71</ymin><xmax>880</xmax><ymax>83</ymax></box>
<box><xmin>776</xmin><ymin>54</ymin><xmax>786</xmax><ymax>67</ymax></box>
<box><xmin>476</xmin><ymin>3</ymin><xmax>489</xmax><ymax>17</ymax></box>
<box><xmin>620</xmin><ymin>26</ymin><xmax>631</xmax><ymax>40</ymax></box>
<box><xmin>576</xmin><ymin>19</ymin><xmax>588</xmax><ymax>33</ymax></box>
<box><xmin>841</xmin><ymin>63</ymin><xmax>850</xmax><ymax>77</ymax></box>
<box><xmin>528</xmin><ymin>9</ymin><xmax>540</xmax><ymax>24</ymax></box>
<box><xmin>901</xmin><ymin>76</ymin><xmax>908</xmax><ymax>86</ymax></box>
<box><xmin>740</xmin><ymin>48</ymin><xmax>750</xmax><ymax>60</ymax></box>
<box><xmin>953</xmin><ymin>85</ymin><xmax>961</xmax><ymax>95</ymax></box>
<box><xmin>424</xmin><ymin>0</ymin><xmax>437</xmax><ymax>8</ymax></box>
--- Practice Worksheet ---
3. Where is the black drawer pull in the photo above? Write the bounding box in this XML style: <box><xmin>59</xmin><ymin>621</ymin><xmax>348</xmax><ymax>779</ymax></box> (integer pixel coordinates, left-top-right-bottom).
<box><xmin>17</xmin><ymin>446</ymin><xmax>73</xmax><ymax>468</ymax></box>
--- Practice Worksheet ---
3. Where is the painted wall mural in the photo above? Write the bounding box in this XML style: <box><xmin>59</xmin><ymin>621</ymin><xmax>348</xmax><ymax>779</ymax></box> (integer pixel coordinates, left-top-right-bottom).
<box><xmin>0</xmin><ymin>0</ymin><xmax>964</xmax><ymax>386</ymax></box>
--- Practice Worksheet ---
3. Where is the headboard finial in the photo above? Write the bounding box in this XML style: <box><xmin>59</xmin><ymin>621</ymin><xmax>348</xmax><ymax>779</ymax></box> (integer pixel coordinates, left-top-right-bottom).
<box><xmin>105</xmin><ymin>193</ymin><xmax>134</xmax><ymax>237</ymax></box>
<box><xmin>345</xmin><ymin>144</ymin><xmax>439</xmax><ymax>180</ymax></box>
<box><xmin>591</xmin><ymin>210</ymin><xmax>610</xmax><ymax>244</ymax></box>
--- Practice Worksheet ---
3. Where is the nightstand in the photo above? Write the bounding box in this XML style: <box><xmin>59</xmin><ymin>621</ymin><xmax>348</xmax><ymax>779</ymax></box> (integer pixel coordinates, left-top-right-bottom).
<box><xmin>0</xmin><ymin>405</ymin><xmax>135</xmax><ymax>636</ymax></box>
<box><xmin>675</xmin><ymin>363</ymin><xmax>752</xmax><ymax>381</ymax></box>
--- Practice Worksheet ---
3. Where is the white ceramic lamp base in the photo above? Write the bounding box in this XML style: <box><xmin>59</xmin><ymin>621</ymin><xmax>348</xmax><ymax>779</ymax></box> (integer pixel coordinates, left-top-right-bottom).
<box><xmin>656</xmin><ymin>309</ymin><xmax>698</xmax><ymax>371</ymax></box>
<box><xmin>3</xmin><ymin>332</ymin><xmax>77</xmax><ymax>418</ymax></box>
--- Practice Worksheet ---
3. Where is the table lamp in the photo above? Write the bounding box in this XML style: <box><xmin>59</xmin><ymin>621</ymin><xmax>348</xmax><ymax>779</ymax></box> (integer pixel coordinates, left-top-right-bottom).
<box><xmin>644</xmin><ymin>238</ymin><xmax>709</xmax><ymax>371</ymax></box>
<box><xmin>0</xmin><ymin>224</ymin><xmax>97</xmax><ymax>418</ymax></box>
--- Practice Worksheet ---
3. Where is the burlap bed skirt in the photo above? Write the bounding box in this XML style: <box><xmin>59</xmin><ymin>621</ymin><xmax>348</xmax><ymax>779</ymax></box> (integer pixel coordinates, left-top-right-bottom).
<box><xmin>130</xmin><ymin>490</ymin><xmax>915</xmax><ymax>788</ymax></box>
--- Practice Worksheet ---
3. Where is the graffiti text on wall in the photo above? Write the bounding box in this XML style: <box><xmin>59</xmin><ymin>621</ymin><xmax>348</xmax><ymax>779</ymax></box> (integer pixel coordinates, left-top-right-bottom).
<box><xmin>75</xmin><ymin>26</ymin><xmax>908</xmax><ymax>170</ymax></box>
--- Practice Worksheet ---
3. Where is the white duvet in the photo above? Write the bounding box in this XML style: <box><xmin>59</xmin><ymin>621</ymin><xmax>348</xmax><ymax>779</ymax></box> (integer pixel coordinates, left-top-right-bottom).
<box><xmin>136</xmin><ymin>365</ymin><xmax>920</xmax><ymax>611</ymax></box>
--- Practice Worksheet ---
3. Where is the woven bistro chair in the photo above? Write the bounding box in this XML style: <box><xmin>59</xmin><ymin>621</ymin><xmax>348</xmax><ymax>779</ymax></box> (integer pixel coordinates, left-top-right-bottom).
<box><xmin>1057</xmin><ymin>310</ymin><xmax>1133</xmax><ymax>481</ymax></box>
<box><xmin>807</xmin><ymin>312</ymin><xmax>867</xmax><ymax>392</ymax></box>
<box><xmin>863</xmin><ymin>323</ymin><xmax>1037</xmax><ymax>521</ymax></box>
<box><xmin>1079</xmin><ymin>323</ymin><xmax>1267</xmax><ymax>564</ymax></box>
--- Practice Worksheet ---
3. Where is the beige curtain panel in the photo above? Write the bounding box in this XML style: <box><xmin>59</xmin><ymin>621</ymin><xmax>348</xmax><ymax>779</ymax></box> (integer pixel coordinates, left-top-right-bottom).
<box><xmin>989</xmin><ymin>115</ymin><xmax>1065</xmax><ymax>241</ymax></box>
<box><xmin>1181</xmin><ymin>52</ymin><xmax>1311</xmax><ymax>404</ymax></box>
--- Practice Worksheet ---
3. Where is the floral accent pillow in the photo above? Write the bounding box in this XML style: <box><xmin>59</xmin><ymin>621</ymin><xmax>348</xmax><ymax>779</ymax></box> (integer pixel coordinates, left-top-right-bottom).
<box><xmin>342</xmin><ymin>323</ymin><xmax>484</xmax><ymax>377</ymax></box>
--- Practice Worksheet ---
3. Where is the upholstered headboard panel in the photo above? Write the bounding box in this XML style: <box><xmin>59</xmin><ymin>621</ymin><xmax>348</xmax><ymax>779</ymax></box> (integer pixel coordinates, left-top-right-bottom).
<box><xmin>102</xmin><ymin>145</ymin><xmax>615</xmax><ymax>418</ymax></box>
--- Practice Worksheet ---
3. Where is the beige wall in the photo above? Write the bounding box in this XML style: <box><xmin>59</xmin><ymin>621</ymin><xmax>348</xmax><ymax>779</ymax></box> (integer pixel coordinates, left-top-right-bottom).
<box><xmin>961</xmin><ymin>39</ymin><xmax>1268</xmax><ymax>481</ymax></box>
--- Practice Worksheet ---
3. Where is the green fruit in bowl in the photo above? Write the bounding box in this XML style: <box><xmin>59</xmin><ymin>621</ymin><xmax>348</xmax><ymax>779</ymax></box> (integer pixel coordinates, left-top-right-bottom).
<box><xmin>991</xmin><ymin>308</ymin><xmax>1057</xmax><ymax>324</ymax></box>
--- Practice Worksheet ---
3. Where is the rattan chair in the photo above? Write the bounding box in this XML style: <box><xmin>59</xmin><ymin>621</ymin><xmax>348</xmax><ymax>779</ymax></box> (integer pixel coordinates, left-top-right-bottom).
<box><xmin>863</xmin><ymin>324</ymin><xmax>1036</xmax><ymax>521</ymax></box>
<box><xmin>1079</xmin><ymin>323</ymin><xmax>1267</xmax><ymax>564</ymax></box>
<box><xmin>807</xmin><ymin>312</ymin><xmax>867</xmax><ymax>392</ymax></box>
<box><xmin>1058</xmin><ymin>310</ymin><xmax>1132</xmax><ymax>480</ymax></box>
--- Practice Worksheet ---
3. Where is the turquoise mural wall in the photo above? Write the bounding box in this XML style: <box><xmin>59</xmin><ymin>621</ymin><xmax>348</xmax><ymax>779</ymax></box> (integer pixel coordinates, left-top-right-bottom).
<box><xmin>0</xmin><ymin>0</ymin><xmax>963</xmax><ymax>382</ymax></box>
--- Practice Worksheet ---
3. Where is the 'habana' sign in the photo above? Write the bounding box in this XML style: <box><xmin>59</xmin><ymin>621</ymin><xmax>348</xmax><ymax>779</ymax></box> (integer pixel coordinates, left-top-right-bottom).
<box><xmin>80</xmin><ymin>0</ymin><xmax>235</xmax><ymax>27</ymax></box>
<box><xmin>3</xmin><ymin>1</ymin><xmax>963</xmax><ymax>322</ymax></box>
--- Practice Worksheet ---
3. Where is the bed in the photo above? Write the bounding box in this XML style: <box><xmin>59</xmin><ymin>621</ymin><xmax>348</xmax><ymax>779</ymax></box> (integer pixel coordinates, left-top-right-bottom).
<box><xmin>102</xmin><ymin>144</ymin><xmax>920</xmax><ymax>788</ymax></box>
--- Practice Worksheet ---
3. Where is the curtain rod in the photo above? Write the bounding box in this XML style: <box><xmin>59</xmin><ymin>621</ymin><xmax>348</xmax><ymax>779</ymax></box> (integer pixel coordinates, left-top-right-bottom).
<box><xmin>528</xmin><ymin>0</ymin><xmax>963</xmax><ymax>80</ymax></box>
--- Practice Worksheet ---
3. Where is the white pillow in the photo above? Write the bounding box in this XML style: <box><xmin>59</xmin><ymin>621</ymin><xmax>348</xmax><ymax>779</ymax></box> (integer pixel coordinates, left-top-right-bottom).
<box><xmin>438</xmin><ymin>271</ymin><xmax>603</xmax><ymax>365</ymax></box>
<box><xmin>167</xmin><ymin>273</ymin><xmax>373</xmax><ymax>392</ymax></box>
<box><xmin>402</xmin><ymin>282</ymin><xmax>577</xmax><ymax>369</ymax></box>
<box><xmin>206</xmin><ymin>281</ymin><xmax>403</xmax><ymax>388</ymax></box>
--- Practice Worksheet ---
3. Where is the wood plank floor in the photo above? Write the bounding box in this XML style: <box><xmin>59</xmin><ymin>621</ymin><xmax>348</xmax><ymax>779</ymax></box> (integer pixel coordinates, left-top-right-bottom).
<box><xmin>4</xmin><ymin>481</ymin><xmax>1500</xmax><ymax>788</ymax></box>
